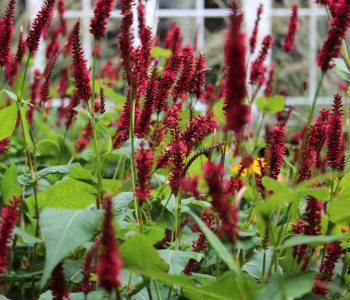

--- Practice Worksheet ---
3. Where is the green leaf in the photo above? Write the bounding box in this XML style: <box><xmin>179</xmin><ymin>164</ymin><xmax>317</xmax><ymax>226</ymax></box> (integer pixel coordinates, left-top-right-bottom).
<box><xmin>0</xmin><ymin>104</ymin><xmax>18</xmax><ymax>140</ymax></box>
<box><xmin>40</xmin><ymin>208</ymin><xmax>104</xmax><ymax>287</ymax></box>
<box><xmin>242</xmin><ymin>247</ymin><xmax>282</xmax><ymax>282</ymax></box>
<box><xmin>63</xmin><ymin>259</ymin><xmax>84</xmax><ymax>283</ymax></box>
<box><xmin>38</xmin><ymin>290</ymin><xmax>107</xmax><ymax>300</ymax></box>
<box><xmin>254</xmin><ymin>271</ymin><xmax>316</xmax><ymax>300</ymax></box>
<box><xmin>328</xmin><ymin>188</ymin><xmax>350</xmax><ymax>222</ymax></box>
<box><xmin>333</xmin><ymin>58</ymin><xmax>350</xmax><ymax>81</ymax></box>
<box><xmin>280</xmin><ymin>232</ymin><xmax>350</xmax><ymax>249</ymax></box>
<box><xmin>120</xmin><ymin>233</ymin><xmax>169</xmax><ymax>273</ymax></box>
<box><xmin>113</xmin><ymin>192</ymin><xmax>133</xmax><ymax>221</ymax></box>
<box><xmin>3</xmin><ymin>89</ymin><xmax>18</xmax><ymax>101</ymax></box>
<box><xmin>25</xmin><ymin>178</ymin><xmax>96</xmax><ymax>215</ymax></box>
<box><xmin>0</xmin><ymin>161</ymin><xmax>23</xmax><ymax>205</ymax></box>
<box><xmin>74</xmin><ymin>106</ymin><xmax>92</xmax><ymax>119</ymax></box>
<box><xmin>256</xmin><ymin>95</ymin><xmax>285</xmax><ymax>113</ymax></box>
<box><xmin>89</xmin><ymin>123</ymin><xmax>112</xmax><ymax>156</ymax></box>
<box><xmin>18</xmin><ymin>164</ymin><xmax>77</xmax><ymax>186</ymax></box>
<box><xmin>37</xmin><ymin>139</ymin><xmax>60</xmax><ymax>152</ymax></box>
<box><xmin>112</xmin><ymin>138</ymin><xmax>149</xmax><ymax>157</ymax></box>
<box><xmin>188</xmin><ymin>211</ymin><xmax>238</xmax><ymax>273</ymax></box>
<box><xmin>13</xmin><ymin>227</ymin><xmax>43</xmax><ymax>245</ymax></box>
<box><xmin>157</xmin><ymin>250</ymin><xmax>203</xmax><ymax>275</ymax></box>
<box><xmin>133</xmin><ymin>270</ymin><xmax>262</xmax><ymax>300</ymax></box>
<box><xmin>161</xmin><ymin>195</ymin><xmax>189</xmax><ymax>213</ymax></box>
<box><xmin>236</xmin><ymin>236</ymin><xmax>262</xmax><ymax>250</ymax></box>
<box><xmin>20</xmin><ymin>106</ymin><xmax>40</xmax><ymax>154</ymax></box>
<box><xmin>151</xmin><ymin>47</ymin><xmax>172</xmax><ymax>58</ymax></box>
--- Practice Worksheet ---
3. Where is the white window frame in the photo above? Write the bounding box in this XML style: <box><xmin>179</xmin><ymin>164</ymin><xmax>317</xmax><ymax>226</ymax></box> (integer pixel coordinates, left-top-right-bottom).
<box><xmin>27</xmin><ymin>0</ymin><xmax>332</xmax><ymax>106</ymax></box>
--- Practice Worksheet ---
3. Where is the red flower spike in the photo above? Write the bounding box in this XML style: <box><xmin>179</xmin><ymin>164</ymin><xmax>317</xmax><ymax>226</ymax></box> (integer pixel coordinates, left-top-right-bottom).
<box><xmin>325</xmin><ymin>94</ymin><xmax>343</xmax><ymax>171</ymax></box>
<box><xmin>4</xmin><ymin>55</ymin><xmax>17</xmax><ymax>87</ymax></box>
<box><xmin>204</xmin><ymin>162</ymin><xmax>239</xmax><ymax>244</ymax></box>
<box><xmin>154</xmin><ymin>53</ymin><xmax>181</xmax><ymax>113</ymax></box>
<box><xmin>304</xmin><ymin>196</ymin><xmax>323</xmax><ymax>236</ymax></box>
<box><xmin>283</xmin><ymin>5</ymin><xmax>299</xmax><ymax>53</ymax></box>
<box><xmin>65</xmin><ymin>90</ymin><xmax>80</xmax><ymax>130</ymax></box>
<box><xmin>189</xmin><ymin>53</ymin><xmax>206</xmax><ymax>100</ymax></box>
<box><xmin>0</xmin><ymin>196</ymin><xmax>23</xmax><ymax>273</ymax></box>
<box><xmin>134</xmin><ymin>141</ymin><xmax>154</xmax><ymax>204</ymax></box>
<box><xmin>100</xmin><ymin>83</ymin><xmax>106</xmax><ymax>114</ymax></box>
<box><xmin>316</xmin><ymin>0</ymin><xmax>350</xmax><ymax>72</ymax></box>
<box><xmin>249</xmin><ymin>4</ymin><xmax>263</xmax><ymax>54</ymax></box>
<box><xmin>172</xmin><ymin>45</ymin><xmax>195</xmax><ymax>101</ymax></box>
<box><xmin>75</xmin><ymin>123</ymin><xmax>93</xmax><ymax>153</ymax></box>
<box><xmin>46</xmin><ymin>27</ymin><xmax>61</xmax><ymax>60</ymax></box>
<box><xmin>57</xmin><ymin>66</ymin><xmax>69</xmax><ymax>96</ymax></box>
<box><xmin>113</xmin><ymin>86</ymin><xmax>131</xmax><ymax>148</ymax></box>
<box><xmin>81</xmin><ymin>237</ymin><xmax>102</xmax><ymax>295</ymax></box>
<box><xmin>264</xmin><ymin>63</ymin><xmax>276</xmax><ymax>97</ymax></box>
<box><xmin>90</xmin><ymin>0</ymin><xmax>115</xmax><ymax>39</ymax></box>
<box><xmin>15</xmin><ymin>26</ymin><xmax>26</xmax><ymax>65</ymax></box>
<box><xmin>264</xmin><ymin>106</ymin><xmax>292</xmax><ymax>180</ymax></box>
<box><xmin>250</xmin><ymin>35</ymin><xmax>273</xmax><ymax>85</ymax></box>
<box><xmin>58</xmin><ymin>0</ymin><xmax>68</xmax><ymax>36</ymax></box>
<box><xmin>180</xmin><ymin>176</ymin><xmax>201</xmax><ymax>199</ymax></box>
<box><xmin>26</xmin><ymin>0</ymin><xmax>56</xmax><ymax>53</ymax></box>
<box><xmin>137</xmin><ymin>61</ymin><xmax>159</xmax><ymax>138</ymax></box>
<box><xmin>50</xmin><ymin>261</ymin><xmax>71</xmax><ymax>300</ymax></box>
<box><xmin>71</xmin><ymin>21</ymin><xmax>92</xmax><ymax>100</ymax></box>
<box><xmin>291</xmin><ymin>219</ymin><xmax>306</xmax><ymax>262</ymax></box>
<box><xmin>28</xmin><ymin>70</ymin><xmax>42</xmax><ymax>126</ymax></box>
<box><xmin>0</xmin><ymin>138</ymin><xmax>11</xmax><ymax>160</ymax></box>
<box><xmin>164</xmin><ymin>22</ymin><xmax>183</xmax><ymax>54</ymax></box>
<box><xmin>118</xmin><ymin>0</ymin><xmax>135</xmax><ymax>85</ymax></box>
<box><xmin>315</xmin><ymin>0</ymin><xmax>331</xmax><ymax>5</ymax></box>
<box><xmin>97</xmin><ymin>196</ymin><xmax>122</xmax><ymax>293</ymax></box>
<box><xmin>0</xmin><ymin>0</ymin><xmax>16</xmax><ymax>67</ymax></box>
<box><xmin>40</xmin><ymin>45</ymin><xmax>65</xmax><ymax>106</ymax></box>
<box><xmin>313</xmin><ymin>241</ymin><xmax>342</xmax><ymax>295</ymax></box>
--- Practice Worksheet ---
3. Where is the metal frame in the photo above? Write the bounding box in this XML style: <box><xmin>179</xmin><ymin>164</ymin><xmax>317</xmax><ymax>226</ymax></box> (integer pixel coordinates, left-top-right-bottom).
<box><xmin>26</xmin><ymin>0</ymin><xmax>331</xmax><ymax>104</ymax></box>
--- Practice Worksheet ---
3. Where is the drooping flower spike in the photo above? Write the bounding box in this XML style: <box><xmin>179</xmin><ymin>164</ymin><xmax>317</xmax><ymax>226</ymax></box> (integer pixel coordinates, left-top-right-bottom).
<box><xmin>249</xmin><ymin>4</ymin><xmax>263</xmax><ymax>54</ymax></box>
<box><xmin>50</xmin><ymin>260</ymin><xmax>71</xmax><ymax>300</ymax></box>
<box><xmin>283</xmin><ymin>4</ymin><xmax>299</xmax><ymax>53</ymax></box>
<box><xmin>71</xmin><ymin>20</ymin><xmax>92</xmax><ymax>100</ymax></box>
<box><xmin>0</xmin><ymin>0</ymin><xmax>16</xmax><ymax>67</ymax></box>
<box><xmin>26</xmin><ymin>0</ymin><xmax>56</xmax><ymax>53</ymax></box>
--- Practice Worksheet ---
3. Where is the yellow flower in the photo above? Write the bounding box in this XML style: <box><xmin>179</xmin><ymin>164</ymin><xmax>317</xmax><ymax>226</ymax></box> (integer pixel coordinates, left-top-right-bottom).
<box><xmin>339</xmin><ymin>225</ymin><xmax>349</xmax><ymax>232</ymax></box>
<box><xmin>230</xmin><ymin>158</ymin><xmax>266</xmax><ymax>176</ymax></box>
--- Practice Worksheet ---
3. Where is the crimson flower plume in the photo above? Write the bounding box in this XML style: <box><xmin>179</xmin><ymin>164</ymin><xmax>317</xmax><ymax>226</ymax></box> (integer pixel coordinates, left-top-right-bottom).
<box><xmin>90</xmin><ymin>0</ymin><xmax>115</xmax><ymax>39</ymax></box>
<box><xmin>249</xmin><ymin>4</ymin><xmax>263</xmax><ymax>54</ymax></box>
<box><xmin>250</xmin><ymin>35</ymin><xmax>273</xmax><ymax>84</ymax></box>
<box><xmin>71</xmin><ymin>20</ymin><xmax>92</xmax><ymax>100</ymax></box>
<box><xmin>316</xmin><ymin>0</ymin><xmax>350</xmax><ymax>72</ymax></box>
<box><xmin>65</xmin><ymin>90</ymin><xmax>80</xmax><ymax>130</ymax></box>
<box><xmin>283</xmin><ymin>5</ymin><xmax>299</xmax><ymax>53</ymax></box>
<box><xmin>264</xmin><ymin>63</ymin><xmax>276</xmax><ymax>97</ymax></box>
<box><xmin>26</xmin><ymin>0</ymin><xmax>56</xmax><ymax>53</ymax></box>
<box><xmin>164</xmin><ymin>22</ymin><xmax>182</xmax><ymax>54</ymax></box>
<box><xmin>50</xmin><ymin>261</ymin><xmax>71</xmax><ymax>300</ymax></box>
<box><xmin>0</xmin><ymin>138</ymin><xmax>11</xmax><ymax>160</ymax></box>
<box><xmin>15</xmin><ymin>26</ymin><xmax>26</xmax><ymax>64</ymax></box>
<box><xmin>0</xmin><ymin>0</ymin><xmax>16</xmax><ymax>67</ymax></box>
<box><xmin>97</xmin><ymin>196</ymin><xmax>122</xmax><ymax>293</ymax></box>
<box><xmin>189</xmin><ymin>54</ymin><xmax>206</xmax><ymax>100</ymax></box>
<box><xmin>0</xmin><ymin>196</ymin><xmax>22</xmax><ymax>273</ymax></box>
<box><xmin>58</xmin><ymin>0</ymin><xmax>68</xmax><ymax>35</ymax></box>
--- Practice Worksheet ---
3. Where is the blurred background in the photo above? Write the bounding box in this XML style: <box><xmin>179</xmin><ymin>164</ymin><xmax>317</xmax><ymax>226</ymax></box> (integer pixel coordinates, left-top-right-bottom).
<box><xmin>1</xmin><ymin>0</ymin><xmax>349</xmax><ymax>109</ymax></box>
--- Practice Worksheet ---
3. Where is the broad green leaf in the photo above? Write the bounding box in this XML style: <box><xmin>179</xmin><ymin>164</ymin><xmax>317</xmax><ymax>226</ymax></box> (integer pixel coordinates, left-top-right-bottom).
<box><xmin>151</xmin><ymin>47</ymin><xmax>172</xmax><ymax>58</ymax></box>
<box><xmin>280</xmin><ymin>232</ymin><xmax>350</xmax><ymax>249</ymax></box>
<box><xmin>89</xmin><ymin>123</ymin><xmax>112</xmax><ymax>156</ymax></box>
<box><xmin>68</xmin><ymin>163</ymin><xmax>95</xmax><ymax>184</ymax></box>
<box><xmin>328</xmin><ymin>199</ymin><xmax>350</xmax><ymax>223</ymax></box>
<box><xmin>0</xmin><ymin>104</ymin><xmax>17</xmax><ymax>140</ymax></box>
<box><xmin>143</xmin><ymin>224</ymin><xmax>165</xmax><ymax>244</ymax></box>
<box><xmin>236</xmin><ymin>236</ymin><xmax>261</xmax><ymax>250</ymax></box>
<box><xmin>13</xmin><ymin>227</ymin><xmax>43</xmax><ymax>245</ymax></box>
<box><xmin>262</xmin><ymin>177</ymin><xmax>287</xmax><ymax>193</ymax></box>
<box><xmin>18</xmin><ymin>164</ymin><xmax>77</xmax><ymax>186</ymax></box>
<box><xmin>242</xmin><ymin>247</ymin><xmax>282</xmax><ymax>282</ymax></box>
<box><xmin>74</xmin><ymin>106</ymin><xmax>92</xmax><ymax>119</ymax></box>
<box><xmin>113</xmin><ymin>192</ymin><xmax>133</xmax><ymax>221</ymax></box>
<box><xmin>120</xmin><ymin>233</ymin><xmax>169</xmax><ymax>273</ymax></box>
<box><xmin>157</xmin><ymin>250</ymin><xmax>203</xmax><ymax>275</ymax></box>
<box><xmin>0</xmin><ymin>161</ymin><xmax>23</xmax><ymax>205</ymax></box>
<box><xmin>37</xmin><ymin>139</ymin><xmax>60</xmax><ymax>152</ymax></box>
<box><xmin>63</xmin><ymin>259</ymin><xmax>84</xmax><ymax>283</ymax></box>
<box><xmin>333</xmin><ymin>58</ymin><xmax>350</xmax><ymax>81</ymax></box>
<box><xmin>256</xmin><ymin>95</ymin><xmax>285</xmax><ymax>113</ymax></box>
<box><xmin>26</xmin><ymin>178</ymin><xmax>96</xmax><ymax>215</ymax></box>
<box><xmin>20</xmin><ymin>106</ymin><xmax>40</xmax><ymax>154</ymax></box>
<box><xmin>40</xmin><ymin>208</ymin><xmax>104</xmax><ymax>287</ymax></box>
<box><xmin>188</xmin><ymin>211</ymin><xmax>237</xmax><ymax>273</ymax></box>
<box><xmin>112</xmin><ymin>138</ymin><xmax>149</xmax><ymax>157</ymax></box>
<box><xmin>3</xmin><ymin>89</ymin><xmax>17</xmax><ymax>101</ymax></box>
<box><xmin>254</xmin><ymin>271</ymin><xmax>316</xmax><ymax>300</ymax></box>
<box><xmin>133</xmin><ymin>270</ymin><xmax>262</xmax><ymax>300</ymax></box>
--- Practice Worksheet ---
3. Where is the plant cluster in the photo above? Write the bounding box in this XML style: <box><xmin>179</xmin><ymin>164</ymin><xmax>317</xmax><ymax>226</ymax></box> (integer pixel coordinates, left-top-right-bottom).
<box><xmin>0</xmin><ymin>0</ymin><xmax>350</xmax><ymax>299</ymax></box>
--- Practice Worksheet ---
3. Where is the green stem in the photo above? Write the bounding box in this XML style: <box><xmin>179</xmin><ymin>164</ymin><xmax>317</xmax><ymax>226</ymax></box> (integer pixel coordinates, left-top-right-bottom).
<box><xmin>19</xmin><ymin>55</ymin><xmax>31</xmax><ymax>101</ymax></box>
<box><xmin>174</xmin><ymin>189</ymin><xmax>182</xmax><ymax>250</ymax></box>
<box><xmin>157</xmin><ymin>193</ymin><xmax>172</xmax><ymax>225</ymax></box>
<box><xmin>153</xmin><ymin>280</ymin><xmax>162</xmax><ymax>300</ymax></box>
<box><xmin>91</xmin><ymin>40</ymin><xmax>103</xmax><ymax>209</ymax></box>
<box><xmin>296</xmin><ymin>72</ymin><xmax>325</xmax><ymax>176</ymax></box>
<box><xmin>146</xmin><ymin>282</ymin><xmax>154</xmax><ymax>300</ymax></box>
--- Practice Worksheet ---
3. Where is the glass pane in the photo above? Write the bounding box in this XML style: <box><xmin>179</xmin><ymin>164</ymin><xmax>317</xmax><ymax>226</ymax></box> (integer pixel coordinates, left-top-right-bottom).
<box><xmin>203</xmin><ymin>17</ymin><xmax>227</xmax><ymax>84</ymax></box>
<box><xmin>272</xmin><ymin>0</ymin><xmax>309</xmax><ymax>8</ymax></box>
<box><xmin>271</xmin><ymin>15</ymin><xmax>310</xmax><ymax>97</ymax></box>
<box><xmin>158</xmin><ymin>17</ymin><xmax>197</xmax><ymax>48</ymax></box>
<box><xmin>159</xmin><ymin>0</ymin><xmax>196</xmax><ymax>9</ymax></box>
<box><xmin>205</xmin><ymin>0</ymin><xmax>230</xmax><ymax>9</ymax></box>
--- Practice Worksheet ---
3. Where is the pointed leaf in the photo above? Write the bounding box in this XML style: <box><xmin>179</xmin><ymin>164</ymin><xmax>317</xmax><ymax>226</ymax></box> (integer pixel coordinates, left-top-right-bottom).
<box><xmin>1</xmin><ymin>161</ymin><xmax>23</xmax><ymax>205</ymax></box>
<box><xmin>40</xmin><ymin>208</ymin><xmax>104</xmax><ymax>287</ymax></box>
<box><xmin>0</xmin><ymin>104</ymin><xmax>17</xmax><ymax>140</ymax></box>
